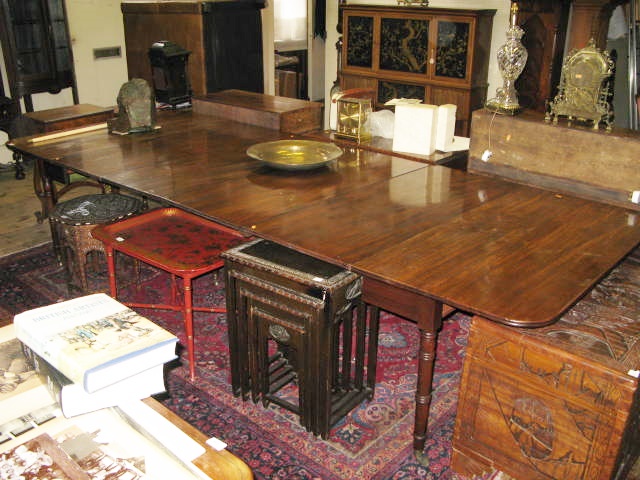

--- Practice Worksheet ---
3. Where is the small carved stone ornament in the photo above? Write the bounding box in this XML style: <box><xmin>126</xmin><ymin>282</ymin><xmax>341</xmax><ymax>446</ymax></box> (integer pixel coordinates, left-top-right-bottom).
<box><xmin>108</xmin><ymin>78</ymin><xmax>156</xmax><ymax>134</ymax></box>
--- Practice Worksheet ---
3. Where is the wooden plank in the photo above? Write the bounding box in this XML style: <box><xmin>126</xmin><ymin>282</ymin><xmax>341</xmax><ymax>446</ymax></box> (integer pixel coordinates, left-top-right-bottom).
<box><xmin>192</xmin><ymin>90</ymin><xmax>322</xmax><ymax>133</ymax></box>
<box><xmin>142</xmin><ymin>398</ymin><xmax>253</xmax><ymax>480</ymax></box>
<box><xmin>468</xmin><ymin>108</ymin><xmax>640</xmax><ymax>210</ymax></box>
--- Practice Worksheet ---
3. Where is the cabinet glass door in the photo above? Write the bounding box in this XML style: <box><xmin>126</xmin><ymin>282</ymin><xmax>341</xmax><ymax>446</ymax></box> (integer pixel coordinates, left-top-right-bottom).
<box><xmin>47</xmin><ymin>0</ymin><xmax>73</xmax><ymax>84</ymax></box>
<box><xmin>345</xmin><ymin>15</ymin><xmax>374</xmax><ymax>69</ymax></box>
<box><xmin>1</xmin><ymin>0</ymin><xmax>75</xmax><ymax>99</ymax></box>
<box><xmin>379</xmin><ymin>17</ymin><xmax>429</xmax><ymax>74</ymax></box>
<box><xmin>8</xmin><ymin>0</ymin><xmax>51</xmax><ymax>88</ymax></box>
<box><xmin>433</xmin><ymin>19</ymin><xmax>471</xmax><ymax>81</ymax></box>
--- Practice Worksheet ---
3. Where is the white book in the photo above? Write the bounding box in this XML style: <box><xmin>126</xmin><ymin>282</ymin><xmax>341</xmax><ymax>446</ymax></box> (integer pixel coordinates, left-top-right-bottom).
<box><xmin>13</xmin><ymin>294</ymin><xmax>178</xmax><ymax>393</ymax></box>
<box><xmin>23</xmin><ymin>344</ymin><xmax>167</xmax><ymax>418</ymax></box>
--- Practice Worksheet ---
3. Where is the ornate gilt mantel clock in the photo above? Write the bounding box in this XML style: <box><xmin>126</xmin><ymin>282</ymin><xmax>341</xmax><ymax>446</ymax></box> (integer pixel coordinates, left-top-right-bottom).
<box><xmin>545</xmin><ymin>38</ymin><xmax>614</xmax><ymax>131</ymax></box>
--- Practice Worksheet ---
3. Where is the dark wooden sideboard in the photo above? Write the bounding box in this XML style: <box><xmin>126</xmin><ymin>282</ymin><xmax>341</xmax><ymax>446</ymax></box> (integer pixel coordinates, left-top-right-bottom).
<box><xmin>339</xmin><ymin>4</ymin><xmax>495</xmax><ymax>136</ymax></box>
<box><xmin>121</xmin><ymin>1</ymin><xmax>264</xmax><ymax>96</ymax></box>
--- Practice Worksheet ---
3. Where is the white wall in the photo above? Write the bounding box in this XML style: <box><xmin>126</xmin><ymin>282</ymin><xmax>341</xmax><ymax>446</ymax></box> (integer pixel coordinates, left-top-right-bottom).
<box><xmin>322</xmin><ymin>0</ymin><xmax>511</xmax><ymax>128</ymax></box>
<box><xmin>262</xmin><ymin>4</ymin><xmax>276</xmax><ymax>95</ymax></box>
<box><xmin>65</xmin><ymin>0</ymin><xmax>129</xmax><ymax>108</ymax></box>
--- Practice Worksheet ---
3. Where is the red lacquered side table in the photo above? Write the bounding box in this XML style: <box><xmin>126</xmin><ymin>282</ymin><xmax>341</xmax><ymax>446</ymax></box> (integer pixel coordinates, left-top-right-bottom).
<box><xmin>91</xmin><ymin>207</ymin><xmax>248</xmax><ymax>380</ymax></box>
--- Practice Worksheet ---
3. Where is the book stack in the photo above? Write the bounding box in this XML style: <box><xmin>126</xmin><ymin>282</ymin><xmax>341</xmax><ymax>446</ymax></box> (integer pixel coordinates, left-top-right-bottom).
<box><xmin>13</xmin><ymin>293</ymin><xmax>179</xmax><ymax>418</ymax></box>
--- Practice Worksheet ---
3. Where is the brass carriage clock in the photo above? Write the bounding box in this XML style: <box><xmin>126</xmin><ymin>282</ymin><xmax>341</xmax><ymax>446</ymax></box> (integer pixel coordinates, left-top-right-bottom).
<box><xmin>335</xmin><ymin>97</ymin><xmax>372</xmax><ymax>143</ymax></box>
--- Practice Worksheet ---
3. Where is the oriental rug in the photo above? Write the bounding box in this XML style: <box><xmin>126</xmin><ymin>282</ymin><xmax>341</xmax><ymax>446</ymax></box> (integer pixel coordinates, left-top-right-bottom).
<box><xmin>0</xmin><ymin>244</ymin><xmax>507</xmax><ymax>479</ymax></box>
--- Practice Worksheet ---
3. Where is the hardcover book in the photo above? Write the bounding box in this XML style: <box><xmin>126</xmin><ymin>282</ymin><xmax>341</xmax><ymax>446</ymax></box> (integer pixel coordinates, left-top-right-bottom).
<box><xmin>13</xmin><ymin>294</ymin><xmax>178</xmax><ymax>393</ymax></box>
<box><xmin>23</xmin><ymin>345</ymin><xmax>167</xmax><ymax>418</ymax></box>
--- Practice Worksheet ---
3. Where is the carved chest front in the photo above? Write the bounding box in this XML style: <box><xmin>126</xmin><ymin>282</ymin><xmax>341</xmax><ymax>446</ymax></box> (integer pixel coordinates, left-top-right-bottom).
<box><xmin>452</xmin><ymin>247</ymin><xmax>640</xmax><ymax>480</ymax></box>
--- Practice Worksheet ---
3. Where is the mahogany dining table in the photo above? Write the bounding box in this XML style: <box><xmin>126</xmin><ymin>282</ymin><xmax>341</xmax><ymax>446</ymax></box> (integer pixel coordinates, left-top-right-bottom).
<box><xmin>8</xmin><ymin>108</ymin><xmax>640</xmax><ymax>457</ymax></box>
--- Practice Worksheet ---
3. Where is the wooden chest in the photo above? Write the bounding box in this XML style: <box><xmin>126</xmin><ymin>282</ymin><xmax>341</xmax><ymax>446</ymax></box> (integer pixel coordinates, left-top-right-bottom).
<box><xmin>452</xmin><ymin>247</ymin><xmax>640</xmax><ymax>480</ymax></box>
<box><xmin>192</xmin><ymin>89</ymin><xmax>322</xmax><ymax>134</ymax></box>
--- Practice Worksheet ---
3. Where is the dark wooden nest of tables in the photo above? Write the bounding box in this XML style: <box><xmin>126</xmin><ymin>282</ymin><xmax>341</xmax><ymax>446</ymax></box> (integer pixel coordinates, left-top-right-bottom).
<box><xmin>8</xmin><ymin>108</ymin><xmax>640</xmax><ymax>458</ymax></box>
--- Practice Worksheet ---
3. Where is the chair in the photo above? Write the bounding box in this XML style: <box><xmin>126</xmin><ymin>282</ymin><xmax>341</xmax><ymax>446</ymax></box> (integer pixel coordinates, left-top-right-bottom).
<box><xmin>91</xmin><ymin>207</ymin><xmax>248</xmax><ymax>380</ymax></box>
<box><xmin>50</xmin><ymin>193</ymin><xmax>143</xmax><ymax>293</ymax></box>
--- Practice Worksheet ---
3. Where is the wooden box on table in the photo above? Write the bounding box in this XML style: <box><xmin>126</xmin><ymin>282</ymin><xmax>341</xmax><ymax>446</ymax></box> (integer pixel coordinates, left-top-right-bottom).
<box><xmin>23</xmin><ymin>104</ymin><xmax>114</xmax><ymax>183</ymax></box>
<box><xmin>192</xmin><ymin>89</ymin><xmax>322</xmax><ymax>134</ymax></box>
<box><xmin>452</xmin><ymin>248</ymin><xmax>640</xmax><ymax>480</ymax></box>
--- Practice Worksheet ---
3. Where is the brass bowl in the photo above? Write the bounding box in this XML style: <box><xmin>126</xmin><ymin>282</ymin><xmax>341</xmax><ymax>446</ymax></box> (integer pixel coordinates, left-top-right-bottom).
<box><xmin>247</xmin><ymin>140</ymin><xmax>343</xmax><ymax>171</ymax></box>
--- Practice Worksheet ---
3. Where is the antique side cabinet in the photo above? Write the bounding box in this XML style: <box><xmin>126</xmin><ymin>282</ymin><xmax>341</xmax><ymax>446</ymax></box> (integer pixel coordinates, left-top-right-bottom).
<box><xmin>339</xmin><ymin>5</ymin><xmax>495</xmax><ymax>136</ymax></box>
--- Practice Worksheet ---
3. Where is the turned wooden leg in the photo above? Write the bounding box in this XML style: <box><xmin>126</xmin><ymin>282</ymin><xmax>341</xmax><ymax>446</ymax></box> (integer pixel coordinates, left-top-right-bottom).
<box><xmin>13</xmin><ymin>151</ymin><xmax>24</xmax><ymax>180</ymax></box>
<box><xmin>413</xmin><ymin>298</ymin><xmax>443</xmax><ymax>462</ymax></box>
<box><xmin>360</xmin><ymin>276</ymin><xmax>443</xmax><ymax>460</ymax></box>
<box><xmin>33</xmin><ymin>158</ymin><xmax>56</xmax><ymax>223</ymax></box>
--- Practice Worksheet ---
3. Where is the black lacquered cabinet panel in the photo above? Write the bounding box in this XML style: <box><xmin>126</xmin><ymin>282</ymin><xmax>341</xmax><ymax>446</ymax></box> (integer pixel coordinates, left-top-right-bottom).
<box><xmin>377</xmin><ymin>80</ymin><xmax>424</xmax><ymax>104</ymax></box>
<box><xmin>379</xmin><ymin>17</ymin><xmax>429</xmax><ymax>74</ymax></box>
<box><xmin>435</xmin><ymin>20</ymin><xmax>470</xmax><ymax>79</ymax></box>
<box><xmin>345</xmin><ymin>15</ymin><xmax>374</xmax><ymax>69</ymax></box>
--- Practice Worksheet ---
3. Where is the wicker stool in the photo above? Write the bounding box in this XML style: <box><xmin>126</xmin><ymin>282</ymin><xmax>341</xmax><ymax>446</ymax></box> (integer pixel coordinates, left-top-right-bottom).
<box><xmin>91</xmin><ymin>207</ymin><xmax>248</xmax><ymax>380</ymax></box>
<box><xmin>50</xmin><ymin>193</ymin><xmax>143</xmax><ymax>292</ymax></box>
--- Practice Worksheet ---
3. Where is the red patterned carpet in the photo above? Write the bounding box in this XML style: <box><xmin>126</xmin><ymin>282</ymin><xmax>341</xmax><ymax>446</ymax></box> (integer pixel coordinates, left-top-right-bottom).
<box><xmin>0</xmin><ymin>244</ymin><xmax>506</xmax><ymax>479</ymax></box>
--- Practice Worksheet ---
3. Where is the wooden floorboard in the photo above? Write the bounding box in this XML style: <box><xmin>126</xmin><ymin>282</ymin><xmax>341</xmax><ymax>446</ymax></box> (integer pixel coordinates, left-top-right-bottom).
<box><xmin>0</xmin><ymin>162</ymin><xmax>51</xmax><ymax>257</ymax></box>
<box><xmin>0</xmin><ymin>160</ymin><xmax>106</xmax><ymax>257</ymax></box>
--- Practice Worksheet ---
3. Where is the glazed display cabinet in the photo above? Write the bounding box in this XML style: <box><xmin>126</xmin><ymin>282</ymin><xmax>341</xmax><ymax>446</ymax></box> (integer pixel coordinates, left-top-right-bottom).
<box><xmin>0</xmin><ymin>0</ymin><xmax>78</xmax><ymax>112</ymax></box>
<box><xmin>340</xmin><ymin>5</ymin><xmax>495</xmax><ymax>136</ymax></box>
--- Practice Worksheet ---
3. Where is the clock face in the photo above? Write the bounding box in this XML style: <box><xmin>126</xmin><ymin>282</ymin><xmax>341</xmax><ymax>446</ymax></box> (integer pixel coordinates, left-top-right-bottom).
<box><xmin>568</xmin><ymin>60</ymin><xmax>598</xmax><ymax>88</ymax></box>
